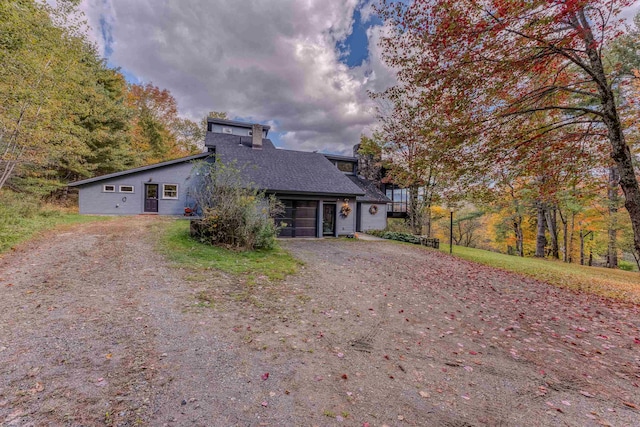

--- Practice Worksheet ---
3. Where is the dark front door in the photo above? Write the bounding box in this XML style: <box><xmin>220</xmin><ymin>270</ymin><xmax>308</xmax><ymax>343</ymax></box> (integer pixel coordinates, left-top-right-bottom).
<box><xmin>144</xmin><ymin>184</ymin><xmax>159</xmax><ymax>213</ymax></box>
<box><xmin>322</xmin><ymin>203</ymin><xmax>336</xmax><ymax>236</ymax></box>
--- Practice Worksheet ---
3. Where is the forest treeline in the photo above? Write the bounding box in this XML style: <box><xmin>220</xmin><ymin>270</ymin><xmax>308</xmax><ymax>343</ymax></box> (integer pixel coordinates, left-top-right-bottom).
<box><xmin>0</xmin><ymin>0</ymin><xmax>203</xmax><ymax>197</ymax></box>
<box><xmin>368</xmin><ymin>0</ymin><xmax>640</xmax><ymax>269</ymax></box>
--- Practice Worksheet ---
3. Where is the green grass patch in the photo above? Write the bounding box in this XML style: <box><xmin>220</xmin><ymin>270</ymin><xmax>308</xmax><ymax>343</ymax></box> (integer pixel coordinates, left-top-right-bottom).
<box><xmin>438</xmin><ymin>244</ymin><xmax>640</xmax><ymax>303</ymax></box>
<box><xmin>158</xmin><ymin>219</ymin><xmax>301</xmax><ymax>282</ymax></box>
<box><xmin>0</xmin><ymin>192</ymin><xmax>107</xmax><ymax>254</ymax></box>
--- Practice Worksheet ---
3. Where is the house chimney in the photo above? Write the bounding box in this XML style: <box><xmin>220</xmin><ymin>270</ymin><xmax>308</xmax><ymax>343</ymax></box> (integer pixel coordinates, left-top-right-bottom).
<box><xmin>252</xmin><ymin>124</ymin><xmax>263</xmax><ymax>149</ymax></box>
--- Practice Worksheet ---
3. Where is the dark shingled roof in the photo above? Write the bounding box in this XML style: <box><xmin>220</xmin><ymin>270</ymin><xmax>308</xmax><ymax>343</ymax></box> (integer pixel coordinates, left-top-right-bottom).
<box><xmin>205</xmin><ymin>132</ymin><xmax>276</xmax><ymax>150</ymax></box>
<box><xmin>214</xmin><ymin>140</ymin><xmax>364</xmax><ymax>197</ymax></box>
<box><xmin>68</xmin><ymin>153</ymin><xmax>211</xmax><ymax>187</ymax></box>
<box><xmin>347</xmin><ymin>175</ymin><xmax>391</xmax><ymax>203</ymax></box>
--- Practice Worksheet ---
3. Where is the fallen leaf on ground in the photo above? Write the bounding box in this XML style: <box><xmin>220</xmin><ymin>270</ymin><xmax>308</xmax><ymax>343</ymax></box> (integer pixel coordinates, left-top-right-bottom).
<box><xmin>29</xmin><ymin>382</ymin><xmax>44</xmax><ymax>394</ymax></box>
<box><xmin>261</xmin><ymin>372</ymin><xmax>269</xmax><ymax>381</ymax></box>
<box><xmin>419</xmin><ymin>391</ymin><xmax>430</xmax><ymax>398</ymax></box>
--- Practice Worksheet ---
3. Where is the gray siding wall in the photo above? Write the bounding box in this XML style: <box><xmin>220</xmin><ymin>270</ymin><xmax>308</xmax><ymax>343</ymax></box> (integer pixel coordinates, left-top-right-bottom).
<box><xmin>77</xmin><ymin>161</ymin><xmax>198</xmax><ymax>215</ymax></box>
<box><xmin>336</xmin><ymin>198</ymin><xmax>356</xmax><ymax>235</ymax></box>
<box><xmin>359</xmin><ymin>203</ymin><xmax>387</xmax><ymax>231</ymax></box>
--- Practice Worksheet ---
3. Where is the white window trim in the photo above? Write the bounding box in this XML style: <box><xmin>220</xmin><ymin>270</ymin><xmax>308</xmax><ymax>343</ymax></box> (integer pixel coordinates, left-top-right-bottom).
<box><xmin>119</xmin><ymin>185</ymin><xmax>135</xmax><ymax>193</ymax></box>
<box><xmin>103</xmin><ymin>185</ymin><xmax>116</xmax><ymax>192</ymax></box>
<box><xmin>162</xmin><ymin>184</ymin><xmax>179</xmax><ymax>200</ymax></box>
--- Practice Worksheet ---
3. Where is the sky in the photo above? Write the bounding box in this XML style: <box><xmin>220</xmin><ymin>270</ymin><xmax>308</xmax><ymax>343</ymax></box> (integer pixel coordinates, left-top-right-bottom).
<box><xmin>79</xmin><ymin>0</ymin><xmax>393</xmax><ymax>155</ymax></box>
<box><xmin>79</xmin><ymin>1</ymin><xmax>640</xmax><ymax>156</ymax></box>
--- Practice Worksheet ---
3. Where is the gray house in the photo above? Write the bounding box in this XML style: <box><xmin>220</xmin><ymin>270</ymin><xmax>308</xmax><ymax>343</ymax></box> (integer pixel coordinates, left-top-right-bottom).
<box><xmin>68</xmin><ymin>153</ymin><xmax>210</xmax><ymax>216</ymax></box>
<box><xmin>69</xmin><ymin>118</ymin><xmax>390</xmax><ymax>237</ymax></box>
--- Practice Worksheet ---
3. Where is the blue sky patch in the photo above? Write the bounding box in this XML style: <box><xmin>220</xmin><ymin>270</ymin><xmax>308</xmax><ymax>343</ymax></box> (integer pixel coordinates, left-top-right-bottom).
<box><xmin>338</xmin><ymin>6</ymin><xmax>381</xmax><ymax>68</ymax></box>
<box><xmin>99</xmin><ymin>15</ymin><xmax>114</xmax><ymax>58</ymax></box>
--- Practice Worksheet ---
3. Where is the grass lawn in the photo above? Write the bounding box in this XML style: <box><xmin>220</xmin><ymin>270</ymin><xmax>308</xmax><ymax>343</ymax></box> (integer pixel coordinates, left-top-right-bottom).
<box><xmin>158</xmin><ymin>220</ymin><xmax>301</xmax><ymax>283</ymax></box>
<box><xmin>439</xmin><ymin>244</ymin><xmax>640</xmax><ymax>303</ymax></box>
<box><xmin>0</xmin><ymin>194</ymin><xmax>108</xmax><ymax>254</ymax></box>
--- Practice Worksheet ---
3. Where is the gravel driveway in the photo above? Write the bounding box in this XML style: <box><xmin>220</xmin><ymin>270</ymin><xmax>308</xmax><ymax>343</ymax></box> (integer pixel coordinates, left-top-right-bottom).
<box><xmin>0</xmin><ymin>217</ymin><xmax>639</xmax><ymax>426</ymax></box>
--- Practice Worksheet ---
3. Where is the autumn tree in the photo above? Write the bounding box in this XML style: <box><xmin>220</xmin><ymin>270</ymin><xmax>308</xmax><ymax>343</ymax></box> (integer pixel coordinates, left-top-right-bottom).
<box><xmin>376</xmin><ymin>0</ymin><xmax>640</xmax><ymax>257</ymax></box>
<box><xmin>372</xmin><ymin>89</ymin><xmax>459</xmax><ymax>235</ymax></box>
<box><xmin>127</xmin><ymin>83</ymin><xmax>201</xmax><ymax>166</ymax></box>
<box><xmin>0</xmin><ymin>0</ymin><xmax>89</xmax><ymax>193</ymax></box>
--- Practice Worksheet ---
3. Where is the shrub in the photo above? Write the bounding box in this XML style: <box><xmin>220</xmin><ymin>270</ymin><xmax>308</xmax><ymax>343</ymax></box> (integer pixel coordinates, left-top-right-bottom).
<box><xmin>380</xmin><ymin>231</ymin><xmax>421</xmax><ymax>244</ymax></box>
<box><xmin>619</xmin><ymin>260</ymin><xmax>636</xmax><ymax>272</ymax></box>
<box><xmin>367</xmin><ymin>229</ymin><xmax>385</xmax><ymax>237</ymax></box>
<box><xmin>367</xmin><ymin>229</ymin><xmax>424</xmax><ymax>244</ymax></box>
<box><xmin>189</xmin><ymin>161</ymin><xmax>283</xmax><ymax>250</ymax></box>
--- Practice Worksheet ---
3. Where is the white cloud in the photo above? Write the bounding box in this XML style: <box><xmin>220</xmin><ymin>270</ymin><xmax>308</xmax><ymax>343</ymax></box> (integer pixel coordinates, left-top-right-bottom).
<box><xmin>80</xmin><ymin>0</ymin><xmax>396</xmax><ymax>155</ymax></box>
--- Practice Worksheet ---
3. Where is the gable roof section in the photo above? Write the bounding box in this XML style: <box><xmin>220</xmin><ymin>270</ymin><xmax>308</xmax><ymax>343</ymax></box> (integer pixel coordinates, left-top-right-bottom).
<box><xmin>205</xmin><ymin>132</ymin><xmax>276</xmax><ymax>150</ymax></box>
<box><xmin>323</xmin><ymin>153</ymin><xmax>357</xmax><ymax>162</ymax></box>
<box><xmin>207</xmin><ymin>117</ymin><xmax>271</xmax><ymax>131</ymax></box>
<box><xmin>347</xmin><ymin>175</ymin><xmax>391</xmax><ymax>203</ymax></box>
<box><xmin>215</xmin><ymin>142</ymin><xmax>364</xmax><ymax>197</ymax></box>
<box><xmin>68</xmin><ymin>152</ymin><xmax>211</xmax><ymax>187</ymax></box>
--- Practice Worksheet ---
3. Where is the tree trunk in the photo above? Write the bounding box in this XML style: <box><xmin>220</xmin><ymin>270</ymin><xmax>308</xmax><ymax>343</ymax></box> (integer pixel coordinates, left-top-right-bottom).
<box><xmin>513</xmin><ymin>215</ymin><xmax>524</xmax><ymax>257</ymax></box>
<box><xmin>607</xmin><ymin>166</ymin><xmax>619</xmax><ymax>268</ymax></box>
<box><xmin>407</xmin><ymin>184</ymin><xmax>422</xmax><ymax>234</ymax></box>
<box><xmin>507</xmin><ymin>180</ymin><xmax>524</xmax><ymax>257</ymax></box>
<box><xmin>559</xmin><ymin>209</ymin><xmax>568</xmax><ymax>262</ymax></box>
<box><xmin>544</xmin><ymin>206</ymin><xmax>559</xmax><ymax>259</ymax></box>
<box><xmin>535</xmin><ymin>201</ymin><xmax>547</xmax><ymax>258</ymax></box>
<box><xmin>568</xmin><ymin>212</ymin><xmax>575</xmax><ymax>264</ymax></box>
<box><xmin>580</xmin><ymin>230</ymin><xmax>585</xmax><ymax>266</ymax></box>
<box><xmin>424</xmin><ymin>202</ymin><xmax>432</xmax><ymax>238</ymax></box>
<box><xmin>579</xmin><ymin>11</ymin><xmax>640</xmax><ymax>262</ymax></box>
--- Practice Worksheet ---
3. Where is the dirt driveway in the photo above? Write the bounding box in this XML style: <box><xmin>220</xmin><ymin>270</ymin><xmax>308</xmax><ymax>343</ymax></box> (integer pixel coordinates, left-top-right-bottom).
<box><xmin>0</xmin><ymin>217</ymin><xmax>639</xmax><ymax>426</ymax></box>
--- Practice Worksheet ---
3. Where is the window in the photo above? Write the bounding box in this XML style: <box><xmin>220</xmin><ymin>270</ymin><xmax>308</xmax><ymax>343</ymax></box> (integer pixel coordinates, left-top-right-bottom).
<box><xmin>103</xmin><ymin>185</ymin><xmax>115</xmax><ymax>192</ymax></box>
<box><xmin>336</xmin><ymin>161</ymin><xmax>354</xmax><ymax>174</ymax></box>
<box><xmin>386</xmin><ymin>186</ymin><xmax>407</xmax><ymax>213</ymax></box>
<box><xmin>162</xmin><ymin>184</ymin><xmax>178</xmax><ymax>199</ymax></box>
<box><xmin>222</xmin><ymin>127</ymin><xmax>233</xmax><ymax>134</ymax></box>
<box><xmin>119</xmin><ymin>185</ymin><xmax>134</xmax><ymax>193</ymax></box>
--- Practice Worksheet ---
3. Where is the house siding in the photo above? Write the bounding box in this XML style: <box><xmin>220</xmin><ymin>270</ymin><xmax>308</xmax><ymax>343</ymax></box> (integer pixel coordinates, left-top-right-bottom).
<box><xmin>336</xmin><ymin>199</ymin><xmax>356</xmax><ymax>235</ymax></box>
<box><xmin>359</xmin><ymin>202</ymin><xmax>387</xmax><ymax>232</ymax></box>
<box><xmin>77</xmin><ymin>161</ymin><xmax>199</xmax><ymax>215</ymax></box>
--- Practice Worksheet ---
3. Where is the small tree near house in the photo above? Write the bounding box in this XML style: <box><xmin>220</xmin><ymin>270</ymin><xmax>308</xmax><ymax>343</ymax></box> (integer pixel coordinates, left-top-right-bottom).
<box><xmin>189</xmin><ymin>160</ymin><xmax>283</xmax><ymax>250</ymax></box>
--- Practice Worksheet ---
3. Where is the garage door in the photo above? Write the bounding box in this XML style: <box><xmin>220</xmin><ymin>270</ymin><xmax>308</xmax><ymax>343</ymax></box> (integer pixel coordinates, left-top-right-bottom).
<box><xmin>278</xmin><ymin>200</ymin><xmax>317</xmax><ymax>238</ymax></box>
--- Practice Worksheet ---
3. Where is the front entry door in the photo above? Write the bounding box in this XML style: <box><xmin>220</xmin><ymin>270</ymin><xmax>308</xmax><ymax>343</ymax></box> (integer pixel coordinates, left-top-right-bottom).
<box><xmin>322</xmin><ymin>204</ymin><xmax>336</xmax><ymax>236</ymax></box>
<box><xmin>144</xmin><ymin>184</ymin><xmax>159</xmax><ymax>213</ymax></box>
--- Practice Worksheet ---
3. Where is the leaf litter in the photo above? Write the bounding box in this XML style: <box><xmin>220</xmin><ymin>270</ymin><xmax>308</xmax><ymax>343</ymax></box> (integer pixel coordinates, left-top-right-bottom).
<box><xmin>0</xmin><ymin>218</ymin><xmax>639</xmax><ymax>426</ymax></box>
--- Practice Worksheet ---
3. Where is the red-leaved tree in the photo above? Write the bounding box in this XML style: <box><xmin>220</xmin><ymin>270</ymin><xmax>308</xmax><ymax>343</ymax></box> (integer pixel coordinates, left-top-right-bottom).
<box><xmin>376</xmin><ymin>0</ymin><xmax>640</xmax><ymax>257</ymax></box>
